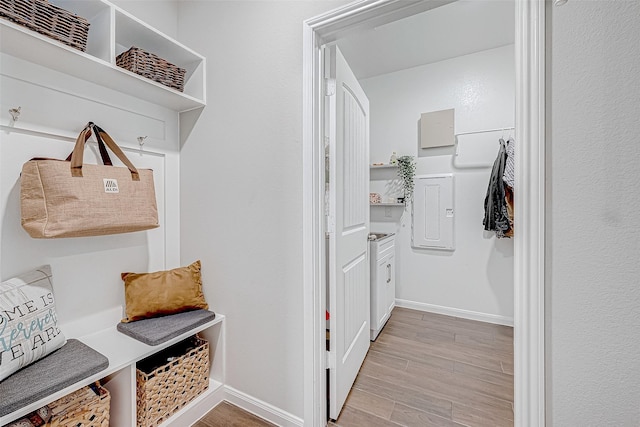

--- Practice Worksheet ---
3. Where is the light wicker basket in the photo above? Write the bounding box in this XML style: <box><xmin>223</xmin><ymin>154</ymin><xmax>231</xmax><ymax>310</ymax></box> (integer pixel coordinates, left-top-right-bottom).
<box><xmin>45</xmin><ymin>382</ymin><xmax>110</xmax><ymax>427</ymax></box>
<box><xmin>136</xmin><ymin>335</ymin><xmax>210</xmax><ymax>427</ymax></box>
<box><xmin>116</xmin><ymin>46</ymin><xmax>186</xmax><ymax>92</ymax></box>
<box><xmin>0</xmin><ymin>0</ymin><xmax>90</xmax><ymax>51</ymax></box>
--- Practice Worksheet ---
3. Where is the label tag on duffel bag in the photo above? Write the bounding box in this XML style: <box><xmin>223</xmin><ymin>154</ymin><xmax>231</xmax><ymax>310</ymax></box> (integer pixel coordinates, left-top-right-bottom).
<box><xmin>104</xmin><ymin>178</ymin><xmax>119</xmax><ymax>193</ymax></box>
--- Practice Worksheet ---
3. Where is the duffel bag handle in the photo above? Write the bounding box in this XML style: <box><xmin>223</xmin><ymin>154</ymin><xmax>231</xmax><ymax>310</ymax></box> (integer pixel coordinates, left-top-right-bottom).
<box><xmin>65</xmin><ymin>125</ymin><xmax>113</xmax><ymax>165</ymax></box>
<box><xmin>70</xmin><ymin>122</ymin><xmax>140</xmax><ymax>181</ymax></box>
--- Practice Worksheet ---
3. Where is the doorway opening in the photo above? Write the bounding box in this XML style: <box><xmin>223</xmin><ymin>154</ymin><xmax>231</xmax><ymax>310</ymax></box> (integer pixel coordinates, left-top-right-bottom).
<box><xmin>302</xmin><ymin>1</ymin><xmax>545</xmax><ymax>426</ymax></box>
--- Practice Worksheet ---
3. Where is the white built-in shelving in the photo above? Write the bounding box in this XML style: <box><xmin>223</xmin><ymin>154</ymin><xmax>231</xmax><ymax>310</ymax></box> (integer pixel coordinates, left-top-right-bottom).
<box><xmin>370</xmin><ymin>164</ymin><xmax>404</xmax><ymax>207</ymax></box>
<box><xmin>0</xmin><ymin>2</ymin><xmax>217</xmax><ymax>425</ymax></box>
<box><xmin>0</xmin><ymin>0</ymin><xmax>206</xmax><ymax>112</ymax></box>
<box><xmin>370</xmin><ymin>203</ymin><xmax>404</xmax><ymax>207</ymax></box>
<box><xmin>0</xmin><ymin>307</ymin><xmax>225</xmax><ymax>427</ymax></box>
<box><xmin>370</xmin><ymin>164</ymin><xmax>398</xmax><ymax>169</ymax></box>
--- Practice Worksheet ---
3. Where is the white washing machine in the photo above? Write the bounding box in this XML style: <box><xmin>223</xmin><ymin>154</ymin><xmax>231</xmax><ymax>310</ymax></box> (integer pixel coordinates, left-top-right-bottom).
<box><xmin>368</xmin><ymin>232</ymin><xmax>396</xmax><ymax>341</ymax></box>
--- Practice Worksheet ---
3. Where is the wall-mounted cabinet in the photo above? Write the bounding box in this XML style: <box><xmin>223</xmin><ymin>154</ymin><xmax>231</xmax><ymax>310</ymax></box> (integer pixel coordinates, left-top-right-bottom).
<box><xmin>0</xmin><ymin>0</ymin><xmax>206</xmax><ymax>112</ymax></box>
<box><xmin>412</xmin><ymin>174</ymin><xmax>455</xmax><ymax>250</ymax></box>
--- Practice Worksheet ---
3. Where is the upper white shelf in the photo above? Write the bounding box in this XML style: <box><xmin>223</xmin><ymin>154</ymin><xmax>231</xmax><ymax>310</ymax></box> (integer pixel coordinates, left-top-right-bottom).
<box><xmin>0</xmin><ymin>0</ymin><xmax>206</xmax><ymax>112</ymax></box>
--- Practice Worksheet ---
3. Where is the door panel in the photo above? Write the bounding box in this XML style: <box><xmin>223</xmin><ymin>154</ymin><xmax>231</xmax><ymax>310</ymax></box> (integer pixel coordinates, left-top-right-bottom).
<box><xmin>342</xmin><ymin>86</ymin><xmax>368</xmax><ymax>230</ymax></box>
<box><xmin>327</xmin><ymin>45</ymin><xmax>370</xmax><ymax>420</ymax></box>
<box><xmin>341</xmin><ymin>252</ymin><xmax>368</xmax><ymax>356</ymax></box>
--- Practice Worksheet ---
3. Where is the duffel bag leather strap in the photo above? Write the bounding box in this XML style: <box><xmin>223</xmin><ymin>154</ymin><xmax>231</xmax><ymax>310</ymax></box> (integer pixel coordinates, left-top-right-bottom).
<box><xmin>65</xmin><ymin>124</ymin><xmax>113</xmax><ymax>166</ymax></box>
<box><xmin>70</xmin><ymin>122</ymin><xmax>140</xmax><ymax>181</ymax></box>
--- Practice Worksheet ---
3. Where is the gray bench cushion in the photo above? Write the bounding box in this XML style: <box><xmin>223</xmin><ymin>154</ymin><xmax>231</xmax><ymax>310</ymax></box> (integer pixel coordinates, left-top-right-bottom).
<box><xmin>116</xmin><ymin>309</ymin><xmax>216</xmax><ymax>346</ymax></box>
<box><xmin>0</xmin><ymin>339</ymin><xmax>109</xmax><ymax>417</ymax></box>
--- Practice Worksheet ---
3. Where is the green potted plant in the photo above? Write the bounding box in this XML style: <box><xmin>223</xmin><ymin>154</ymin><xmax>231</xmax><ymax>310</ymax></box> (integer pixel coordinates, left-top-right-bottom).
<box><xmin>396</xmin><ymin>155</ymin><xmax>416</xmax><ymax>203</ymax></box>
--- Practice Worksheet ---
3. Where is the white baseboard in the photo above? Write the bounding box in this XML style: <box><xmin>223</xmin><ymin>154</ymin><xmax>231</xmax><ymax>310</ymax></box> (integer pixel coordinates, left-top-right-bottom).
<box><xmin>223</xmin><ymin>385</ymin><xmax>304</xmax><ymax>427</ymax></box>
<box><xmin>395</xmin><ymin>299</ymin><xmax>514</xmax><ymax>327</ymax></box>
<box><xmin>171</xmin><ymin>384</ymin><xmax>225</xmax><ymax>427</ymax></box>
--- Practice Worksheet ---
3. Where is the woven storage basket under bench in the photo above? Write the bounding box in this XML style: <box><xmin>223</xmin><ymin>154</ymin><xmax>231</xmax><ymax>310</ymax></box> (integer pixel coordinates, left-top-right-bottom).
<box><xmin>0</xmin><ymin>0</ymin><xmax>90</xmax><ymax>51</ymax></box>
<box><xmin>45</xmin><ymin>383</ymin><xmax>110</xmax><ymax>427</ymax></box>
<box><xmin>136</xmin><ymin>335</ymin><xmax>210</xmax><ymax>427</ymax></box>
<box><xmin>4</xmin><ymin>383</ymin><xmax>110</xmax><ymax>427</ymax></box>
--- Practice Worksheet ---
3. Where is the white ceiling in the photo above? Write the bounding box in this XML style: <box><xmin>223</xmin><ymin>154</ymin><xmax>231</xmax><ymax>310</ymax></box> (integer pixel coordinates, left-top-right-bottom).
<box><xmin>336</xmin><ymin>0</ymin><xmax>515</xmax><ymax>80</ymax></box>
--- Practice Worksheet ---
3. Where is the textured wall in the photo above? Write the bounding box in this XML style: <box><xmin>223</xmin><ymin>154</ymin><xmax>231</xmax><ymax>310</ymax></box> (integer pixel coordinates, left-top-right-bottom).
<box><xmin>177</xmin><ymin>1</ymin><xmax>347</xmax><ymax>419</ymax></box>
<box><xmin>362</xmin><ymin>45</ymin><xmax>515</xmax><ymax>322</ymax></box>
<box><xmin>111</xmin><ymin>0</ymin><xmax>178</xmax><ymax>38</ymax></box>
<box><xmin>547</xmin><ymin>1</ymin><xmax>640</xmax><ymax>424</ymax></box>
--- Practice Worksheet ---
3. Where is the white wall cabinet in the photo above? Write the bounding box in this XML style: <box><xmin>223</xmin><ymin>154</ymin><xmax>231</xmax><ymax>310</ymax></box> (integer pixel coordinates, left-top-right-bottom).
<box><xmin>369</xmin><ymin>234</ymin><xmax>396</xmax><ymax>340</ymax></box>
<box><xmin>0</xmin><ymin>0</ymin><xmax>206</xmax><ymax>112</ymax></box>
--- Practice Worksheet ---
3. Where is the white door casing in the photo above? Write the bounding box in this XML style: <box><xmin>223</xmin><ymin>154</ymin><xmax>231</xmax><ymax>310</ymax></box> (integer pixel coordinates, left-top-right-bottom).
<box><xmin>303</xmin><ymin>1</ymin><xmax>545</xmax><ymax>426</ymax></box>
<box><xmin>326</xmin><ymin>45</ymin><xmax>370</xmax><ymax>420</ymax></box>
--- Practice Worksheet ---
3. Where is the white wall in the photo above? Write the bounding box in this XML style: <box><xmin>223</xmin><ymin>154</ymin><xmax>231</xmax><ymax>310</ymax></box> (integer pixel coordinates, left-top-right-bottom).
<box><xmin>547</xmin><ymin>1</ymin><xmax>640</xmax><ymax>425</ymax></box>
<box><xmin>361</xmin><ymin>45</ymin><xmax>515</xmax><ymax>322</ymax></box>
<box><xmin>177</xmin><ymin>1</ymin><xmax>347</xmax><ymax>420</ymax></box>
<box><xmin>111</xmin><ymin>0</ymin><xmax>178</xmax><ymax>38</ymax></box>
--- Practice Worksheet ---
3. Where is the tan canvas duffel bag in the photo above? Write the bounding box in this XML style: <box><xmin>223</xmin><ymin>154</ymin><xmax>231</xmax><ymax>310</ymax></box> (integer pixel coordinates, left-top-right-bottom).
<box><xmin>20</xmin><ymin>122</ymin><xmax>159</xmax><ymax>238</ymax></box>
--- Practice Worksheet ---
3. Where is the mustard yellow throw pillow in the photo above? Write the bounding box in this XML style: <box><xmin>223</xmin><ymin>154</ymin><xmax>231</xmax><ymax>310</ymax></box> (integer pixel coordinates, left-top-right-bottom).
<box><xmin>121</xmin><ymin>260</ymin><xmax>208</xmax><ymax>323</ymax></box>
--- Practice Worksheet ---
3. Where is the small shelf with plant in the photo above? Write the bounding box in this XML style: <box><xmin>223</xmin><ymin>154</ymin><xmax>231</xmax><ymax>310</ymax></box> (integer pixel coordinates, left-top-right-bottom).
<box><xmin>370</xmin><ymin>202</ymin><xmax>405</xmax><ymax>207</ymax></box>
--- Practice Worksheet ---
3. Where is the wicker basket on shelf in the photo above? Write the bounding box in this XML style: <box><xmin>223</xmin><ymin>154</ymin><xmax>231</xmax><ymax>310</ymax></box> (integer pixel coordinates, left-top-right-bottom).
<box><xmin>0</xmin><ymin>0</ymin><xmax>90</xmax><ymax>51</ymax></box>
<box><xmin>136</xmin><ymin>335</ymin><xmax>210</xmax><ymax>427</ymax></box>
<box><xmin>116</xmin><ymin>46</ymin><xmax>186</xmax><ymax>92</ymax></box>
<box><xmin>45</xmin><ymin>382</ymin><xmax>110</xmax><ymax>427</ymax></box>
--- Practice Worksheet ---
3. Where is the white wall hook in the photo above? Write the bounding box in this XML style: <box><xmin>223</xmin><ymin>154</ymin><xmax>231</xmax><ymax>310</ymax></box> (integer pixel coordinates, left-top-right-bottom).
<box><xmin>9</xmin><ymin>106</ymin><xmax>21</xmax><ymax>122</ymax></box>
<box><xmin>137</xmin><ymin>136</ymin><xmax>147</xmax><ymax>146</ymax></box>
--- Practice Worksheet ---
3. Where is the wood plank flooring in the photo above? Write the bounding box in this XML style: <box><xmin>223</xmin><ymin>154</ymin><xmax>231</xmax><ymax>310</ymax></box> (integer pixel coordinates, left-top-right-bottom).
<box><xmin>194</xmin><ymin>401</ymin><xmax>276</xmax><ymax>427</ymax></box>
<box><xmin>331</xmin><ymin>307</ymin><xmax>514</xmax><ymax>427</ymax></box>
<box><xmin>194</xmin><ymin>307</ymin><xmax>513</xmax><ymax>427</ymax></box>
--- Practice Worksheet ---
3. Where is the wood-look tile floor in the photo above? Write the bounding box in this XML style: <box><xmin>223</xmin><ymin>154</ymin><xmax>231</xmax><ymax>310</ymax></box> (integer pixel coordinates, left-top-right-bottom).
<box><xmin>195</xmin><ymin>307</ymin><xmax>513</xmax><ymax>427</ymax></box>
<box><xmin>330</xmin><ymin>307</ymin><xmax>514</xmax><ymax>427</ymax></box>
<box><xmin>194</xmin><ymin>401</ymin><xmax>277</xmax><ymax>427</ymax></box>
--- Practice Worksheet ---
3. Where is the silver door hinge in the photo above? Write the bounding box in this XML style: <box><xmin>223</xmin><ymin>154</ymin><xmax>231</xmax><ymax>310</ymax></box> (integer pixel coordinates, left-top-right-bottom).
<box><xmin>324</xmin><ymin>78</ymin><xmax>336</xmax><ymax>96</ymax></box>
<box><xmin>326</xmin><ymin>351</ymin><xmax>335</xmax><ymax>369</ymax></box>
<box><xmin>326</xmin><ymin>215</ymin><xmax>335</xmax><ymax>235</ymax></box>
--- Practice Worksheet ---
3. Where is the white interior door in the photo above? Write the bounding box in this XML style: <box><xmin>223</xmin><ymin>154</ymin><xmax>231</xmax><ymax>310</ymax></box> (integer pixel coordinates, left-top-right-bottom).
<box><xmin>326</xmin><ymin>45</ymin><xmax>370</xmax><ymax>420</ymax></box>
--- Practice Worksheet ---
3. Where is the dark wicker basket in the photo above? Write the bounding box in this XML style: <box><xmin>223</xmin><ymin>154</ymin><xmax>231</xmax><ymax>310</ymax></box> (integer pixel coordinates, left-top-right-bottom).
<box><xmin>0</xmin><ymin>0</ymin><xmax>90</xmax><ymax>51</ymax></box>
<box><xmin>116</xmin><ymin>46</ymin><xmax>185</xmax><ymax>92</ymax></box>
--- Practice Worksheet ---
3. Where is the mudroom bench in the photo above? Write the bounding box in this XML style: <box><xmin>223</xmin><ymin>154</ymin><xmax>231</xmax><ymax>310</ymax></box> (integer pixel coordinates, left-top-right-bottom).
<box><xmin>0</xmin><ymin>307</ymin><xmax>225</xmax><ymax>426</ymax></box>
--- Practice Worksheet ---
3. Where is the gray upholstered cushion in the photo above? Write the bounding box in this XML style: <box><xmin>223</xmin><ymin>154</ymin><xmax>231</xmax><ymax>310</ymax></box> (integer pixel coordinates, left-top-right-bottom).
<box><xmin>116</xmin><ymin>309</ymin><xmax>216</xmax><ymax>346</ymax></box>
<box><xmin>0</xmin><ymin>339</ymin><xmax>109</xmax><ymax>417</ymax></box>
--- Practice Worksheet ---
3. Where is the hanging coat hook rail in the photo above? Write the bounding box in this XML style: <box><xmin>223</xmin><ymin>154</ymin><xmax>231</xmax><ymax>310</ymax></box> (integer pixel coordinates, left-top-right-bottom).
<box><xmin>454</xmin><ymin>127</ymin><xmax>515</xmax><ymax>157</ymax></box>
<box><xmin>0</xmin><ymin>124</ymin><xmax>161</xmax><ymax>158</ymax></box>
<box><xmin>455</xmin><ymin>126</ymin><xmax>515</xmax><ymax>137</ymax></box>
